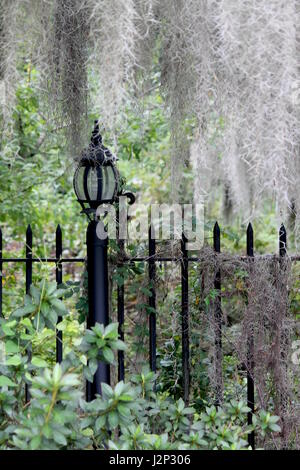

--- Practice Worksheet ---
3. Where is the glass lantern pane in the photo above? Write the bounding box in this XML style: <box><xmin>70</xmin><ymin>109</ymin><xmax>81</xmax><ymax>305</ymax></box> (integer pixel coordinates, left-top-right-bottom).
<box><xmin>87</xmin><ymin>167</ymin><xmax>99</xmax><ymax>201</ymax></box>
<box><xmin>74</xmin><ymin>166</ymin><xmax>86</xmax><ymax>200</ymax></box>
<box><xmin>102</xmin><ymin>166</ymin><xmax>116</xmax><ymax>200</ymax></box>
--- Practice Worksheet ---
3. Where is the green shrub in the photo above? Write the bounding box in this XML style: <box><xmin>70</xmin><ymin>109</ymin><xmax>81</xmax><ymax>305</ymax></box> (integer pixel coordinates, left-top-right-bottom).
<box><xmin>0</xmin><ymin>283</ymin><xmax>280</xmax><ymax>450</ymax></box>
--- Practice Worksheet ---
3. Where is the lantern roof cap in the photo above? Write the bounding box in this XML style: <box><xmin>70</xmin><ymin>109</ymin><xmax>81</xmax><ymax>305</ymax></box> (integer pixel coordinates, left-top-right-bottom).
<box><xmin>82</xmin><ymin>120</ymin><xmax>117</xmax><ymax>164</ymax></box>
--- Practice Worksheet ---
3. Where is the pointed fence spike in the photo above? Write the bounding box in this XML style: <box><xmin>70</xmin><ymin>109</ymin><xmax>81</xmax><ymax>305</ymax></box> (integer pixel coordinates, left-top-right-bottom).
<box><xmin>279</xmin><ymin>224</ymin><xmax>287</xmax><ymax>257</ymax></box>
<box><xmin>26</xmin><ymin>225</ymin><xmax>32</xmax><ymax>254</ymax></box>
<box><xmin>213</xmin><ymin>221</ymin><xmax>220</xmax><ymax>233</ymax></box>
<box><xmin>56</xmin><ymin>225</ymin><xmax>62</xmax><ymax>255</ymax></box>
<box><xmin>279</xmin><ymin>223</ymin><xmax>286</xmax><ymax>235</ymax></box>
<box><xmin>56</xmin><ymin>225</ymin><xmax>62</xmax><ymax>258</ymax></box>
<box><xmin>213</xmin><ymin>222</ymin><xmax>220</xmax><ymax>253</ymax></box>
<box><xmin>247</xmin><ymin>223</ymin><xmax>254</xmax><ymax>257</ymax></box>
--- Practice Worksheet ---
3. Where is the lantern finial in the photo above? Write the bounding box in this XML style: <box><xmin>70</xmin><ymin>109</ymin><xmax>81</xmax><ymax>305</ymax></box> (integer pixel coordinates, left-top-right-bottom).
<box><xmin>91</xmin><ymin>120</ymin><xmax>102</xmax><ymax>147</ymax></box>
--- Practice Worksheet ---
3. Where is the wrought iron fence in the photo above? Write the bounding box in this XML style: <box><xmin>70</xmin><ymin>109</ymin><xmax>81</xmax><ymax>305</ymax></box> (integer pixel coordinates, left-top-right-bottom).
<box><xmin>0</xmin><ymin>222</ymin><xmax>299</xmax><ymax>449</ymax></box>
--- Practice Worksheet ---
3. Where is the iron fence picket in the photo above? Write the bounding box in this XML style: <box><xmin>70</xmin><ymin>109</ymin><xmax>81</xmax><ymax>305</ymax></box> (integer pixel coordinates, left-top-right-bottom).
<box><xmin>25</xmin><ymin>225</ymin><xmax>32</xmax><ymax>403</ymax></box>
<box><xmin>149</xmin><ymin>226</ymin><xmax>157</xmax><ymax>374</ymax></box>
<box><xmin>181</xmin><ymin>232</ymin><xmax>190</xmax><ymax>405</ymax></box>
<box><xmin>56</xmin><ymin>225</ymin><xmax>63</xmax><ymax>364</ymax></box>
<box><xmin>213</xmin><ymin>222</ymin><xmax>223</xmax><ymax>406</ymax></box>
<box><xmin>279</xmin><ymin>224</ymin><xmax>288</xmax><ymax>445</ymax></box>
<box><xmin>117</xmin><ymin>276</ymin><xmax>125</xmax><ymax>382</ymax></box>
<box><xmin>117</xmin><ymin>204</ymin><xmax>125</xmax><ymax>381</ymax></box>
<box><xmin>246</xmin><ymin>223</ymin><xmax>255</xmax><ymax>449</ymax></box>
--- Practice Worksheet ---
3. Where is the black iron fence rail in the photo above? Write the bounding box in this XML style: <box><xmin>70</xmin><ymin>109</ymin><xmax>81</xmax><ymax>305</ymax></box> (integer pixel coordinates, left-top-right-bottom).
<box><xmin>1</xmin><ymin>255</ymin><xmax>299</xmax><ymax>262</ymax></box>
<box><xmin>0</xmin><ymin>258</ymin><xmax>85</xmax><ymax>262</ymax></box>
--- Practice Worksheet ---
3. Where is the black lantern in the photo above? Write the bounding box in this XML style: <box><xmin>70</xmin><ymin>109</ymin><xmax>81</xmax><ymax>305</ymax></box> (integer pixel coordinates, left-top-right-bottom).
<box><xmin>73</xmin><ymin>121</ymin><xmax>119</xmax><ymax>216</ymax></box>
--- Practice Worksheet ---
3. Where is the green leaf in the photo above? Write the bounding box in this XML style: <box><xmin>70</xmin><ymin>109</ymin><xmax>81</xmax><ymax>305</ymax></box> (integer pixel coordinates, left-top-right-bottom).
<box><xmin>52</xmin><ymin>363</ymin><xmax>62</xmax><ymax>383</ymax></box>
<box><xmin>102</xmin><ymin>347</ymin><xmax>114</xmax><ymax>364</ymax></box>
<box><xmin>46</xmin><ymin>282</ymin><xmax>58</xmax><ymax>296</ymax></box>
<box><xmin>119</xmin><ymin>394</ymin><xmax>135</xmax><ymax>402</ymax></box>
<box><xmin>30</xmin><ymin>435</ymin><xmax>42</xmax><ymax>450</ymax></box>
<box><xmin>53</xmin><ymin>431</ymin><xmax>67</xmax><ymax>446</ymax></box>
<box><xmin>101</xmin><ymin>383</ymin><xmax>114</xmax><ymax>400</ymax></box>
<box><xmin>56</xmin><ymin>321</ymin><xmax>66</xmax><ymax>331</ymax></box>
<box><xmin>47</xmin><ymin>308</ymin><xmax>58</xmax><ymax>326</ymax></box>
<box><xmin>96</xmin><ymin>338</ymin><xmax>106</xmax><ymax>349</ymax></box>
<box><xmin>269</xmin><ymin>423</ymin><xmax>281</xmax><ymax>433</ymax></box>
<box><xmin>20</xmin><ymin>318</ymin><xmax>34</xmax><ymax>331</ymax></box>
<box><xmin>52</xmin><ymin>289</ymin><xmax>67</xmax><ymax>298</ymax></box>
<box><xmin>95</xmin><ymin>415</ymin><xmax>106</xmax><ymax>431</ymax></box>
<box><xmin>269</xmin><ymin>416</ymin><xmax>280</xmax><ymax>424</ymax></box>
<box><xmin>93</xmin><ymin>323</ymin><xmax>104</xmax><ymax>336</ymax></box>
<box><xmin>103</xmin><ymin>323</ymin><xmax>119</xmax><ymax>339</ymax></box>
<box><xmin>49</xmin><ymin>298</ymin><xmax>68</xmax><ymax>315</ymax></box>
<box><xmin>32</xmin><ymin>357</ymin><xmax>48</xmax><ymax>368</ymax></box>
<box><xmin>110</xmin><ymin>340</ymin><xmax>127</xmax><ymax>351</ymax></box>
<box><xmin>1</xmin><ymin>321</ymin><xmax>17</xmax><ymax>336</ymax></box>
<box><xmin>6</xmin><ymin>355</ymin><xmax>22</xmax><ymax>366</ymax></box>
<box><xmin>177</xmin><ymin>398</ymin><xmax>185</xmax><ymax>412</ymax></box>
<box><xmin>30</xmin><ymin>285</ymin><xmax>41</xmax><ymax>304</ymax></box>
<box><xmin>60</xmin><ymin>373</ymin><xmax>80</xmax><ymax>387</ymax></box>
<box><xmin>80</xmin><ymin>354</ymin><xmax>87</xmax><ymax>366</ymax></box>
<box><xmin>117</xmin><ymin>403</ymin><xmax>131</xmax><ymax>418</ymax></box>
<box><xmin>108</xmin><ymin>411</ymin><xmax>119</xmax><ymax>429</ymax></box>
<box><xmin>89</xmin><ymin>358</ymin><xmax>98</xmax><ymax>376</ymax></box>
<box><xmin>115</xmin><ymin>381</ymin><xmax>125</xmax><ymax>396</ymax></box>
<box><xmin>0</xmin><ymin>375</ymin><xmax>17</xmax><ymax>387</ymax></box>
<box><xmin>42</xmin><ymin>425</ymin><xmax>52</xmax><ymax>439</ymax></box>
<box><xmin>5</xmin><ymin>340</ymin><xmax>19</xmax><ymax>354</ymax></box>
<box><xmin>13</xmin><ymin>303</ymin><xmax>36</xmax><ymax>317</ymax></box>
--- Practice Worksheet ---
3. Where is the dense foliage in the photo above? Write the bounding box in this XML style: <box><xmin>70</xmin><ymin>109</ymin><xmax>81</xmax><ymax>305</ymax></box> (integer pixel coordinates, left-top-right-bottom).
<box><xmin>0</xmin><ymin>282</ymin><xmax>280</xmax><ymax>450</ymax></box>
<box><xmin>0</xmin><ymin>46</ymin><xmax>298</xmax><ymax>451</ymax></box>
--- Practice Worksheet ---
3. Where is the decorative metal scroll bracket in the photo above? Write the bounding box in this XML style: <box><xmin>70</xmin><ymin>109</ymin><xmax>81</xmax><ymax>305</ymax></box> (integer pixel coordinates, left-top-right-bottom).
<box><xmin>121</xmin><ymin>191</ymin><xmax>136</xmax><ymax>206</ymax></box>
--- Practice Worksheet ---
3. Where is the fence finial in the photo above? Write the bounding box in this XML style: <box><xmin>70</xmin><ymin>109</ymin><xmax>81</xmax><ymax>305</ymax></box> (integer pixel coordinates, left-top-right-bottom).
<box><xmin>279</xmin><ymin>224</ymin><xmax>287</xmax><ymax>257</ymax></box>
<box><xmin>26</xmin><ymin>225</ymin><xmax>32</xmax><ymax>253</ymax></box>
<box><xmin>213</xmin><ymin>222</ymin><xmax>220</xmax><ymax>252</ymax></box>
<box><xmin>247</xmin><ymin>223</ymin><xmax>254</xmax><ymax>257</ymax></box>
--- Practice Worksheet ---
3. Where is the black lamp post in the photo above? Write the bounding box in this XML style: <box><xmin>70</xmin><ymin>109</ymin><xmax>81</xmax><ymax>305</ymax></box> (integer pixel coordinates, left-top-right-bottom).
<box><xmin>73</xmin><ymin>121</ymin><xmax>120</xmax><ymax>401</ymax></box>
